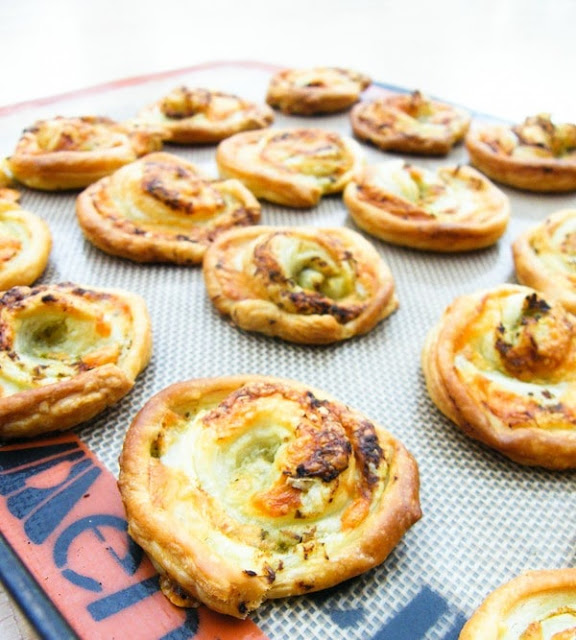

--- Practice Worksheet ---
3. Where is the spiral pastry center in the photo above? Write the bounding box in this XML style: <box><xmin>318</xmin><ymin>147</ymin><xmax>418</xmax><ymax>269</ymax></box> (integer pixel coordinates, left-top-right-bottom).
<box><xmin>251</xmin><ymin>232</ymin><xmax>363</xmax><ymax>322</ymax></box>
<box><xmin>0</xmin><ymin>286</ymin><xmax>130</xmax><ymax>393</ymax></box>
<box><xmin>261</xmin><ymin>130</ymin><xmax>350</xmax><ymax>178</ymax></box>
<box><xmin>512</xmin><ymin>114</ymin><xmax>576</xmax><ymax>159</ymax></box>
<box><xmin>31</xmin><ymin>118</ymin><xmax>124</xmax><ymax>152</ymax></box>
<box><xmin>160</xmin><ymin>87</ymin><xmax>211</xmax><ymax>119</ymax></box>
<box><xmin>160</xmin><ymin>382</ymin><xmax>386</xmax><ymax>543</ymax></box>
<box><xmin>494</xmin><ymin>293</ymin><xmax>573</xmax><ymax>380</ymax></box>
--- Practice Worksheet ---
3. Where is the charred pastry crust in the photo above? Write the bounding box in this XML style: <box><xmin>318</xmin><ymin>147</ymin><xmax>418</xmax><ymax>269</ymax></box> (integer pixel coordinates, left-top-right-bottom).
<box><xmin>350</xmin><ymin>90</ymin><xmax>471</xmax><ymax>155</ymax></box>
<box><xmin>460</xmin><ymin>568</ymin><xmax>576</xmax><ymax>639</ymax></box>
<box><xmin>422</xmin><ymin>284</ymin><xmax>576</xmax><ymax>469</ymax></box>
<box><xmin>216</xmin><ymin>127</ymin><xmax>364</xmax><ymax>208</ymax></box>
<box><xmin>76</xmin><ymin>152</ymin><xmax>261</xmax><ymax>264</ymax></box>
<box><xmin>0</xmin><ymin>189</ymin><xmax>52</xmax><ymax>288</ymax></box>
<box><xmin>465</xmin><ymin>114</ymin><xmax>576</xmax><ymax>192</ymax></box>
<box><xmin>344</xmin><ymin>161</ymin><xmax>510</xmax><ymax>251</ymax></box>
<box><xmin>7</xmin><ymin>116</ymin><xmax>162</xmax><ymax>191</ymax></box>
<box><xmin>266</xmin><ymin>67</ymin><xmax>371</xmax><ymax>115</ymax></box>
<box><xmin>137</xmin><ymin>87</ymin><xmax>274</xmax><ymax>144</ymax></box>
<box><xmin>202</xmin><ymin>226</ymin><xmax>398</xmax><ymax>344</ymax></box>
<box><xmin>118</xmin><ymin>374</ymin><xmax>421</xmax><ymax>618</ymax></box>
<box><xmin>513</xmin><ymin>209</ymin><xmax>576</xmax><ymax>314</ymax></box>
<box><xmin>0</xmin><ymin>283</ymin><xmax>152</xmax><ymax>439</ymax></box>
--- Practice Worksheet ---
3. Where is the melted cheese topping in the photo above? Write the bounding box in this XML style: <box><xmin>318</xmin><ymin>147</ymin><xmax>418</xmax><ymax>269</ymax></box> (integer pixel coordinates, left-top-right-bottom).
<box><xmin>502</xmin><ymin>593</ymin><xmax>576</xmax><ymax>640</ymax></box>
<box><xmin>529</xmin><ymin>210</ymin><xmax>576</xmax><ymax>277</ymax></box>
<box><xmin>0</xmin><ymin>212</ymin><xmax>28</xmax><ymax>265</ymax></box>
<box><xmin>365</xmin><ymin>161</ymin><xmax>494</xmax><ymax>220</ymax></box>
<box><xmin>0</xmin><ymin>285</ymin><xmax>136</xmax><ymax>395</ymax></box>
<box><xmin>90</xmin><ymin>153</ymin><xmax>259</xmax><ymax>238</ymax></box>
<box><xmin>158</xmin><ymin>383</ymin><xmax>388</xmax><ymax>574</ymax></box>
<box><xmin>452</xmin><ymin>288</ymin><xmax>576</xmax><ymax>431</ymax></box>
<box><xmin>259</xmin><ymin>129</ymin><xmax>357</xmax><ymax>186</ymax></box>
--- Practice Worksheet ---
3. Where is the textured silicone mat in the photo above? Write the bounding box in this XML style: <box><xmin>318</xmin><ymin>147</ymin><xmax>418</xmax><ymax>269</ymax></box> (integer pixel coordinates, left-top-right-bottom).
<box><xmin>0</xmin><ymin>62</ymin><xmax>575</xmax><ymax>640</ymax></box>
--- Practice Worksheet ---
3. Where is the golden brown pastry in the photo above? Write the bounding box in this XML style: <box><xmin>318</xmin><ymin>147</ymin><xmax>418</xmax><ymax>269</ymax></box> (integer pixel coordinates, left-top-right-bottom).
<box><xmin>7</xmin><ymin>116</ymin><xmax>162</xmax><ymax>191</ymax></box>
<box><xmin>513</xmin><ymin>209</ymin><xmax>576</xmax><ymax>314</ymax></box>
<box><xmin>266</xmin><ymin>66</ymin><xmax>371</xmax><ymax>115</ymax></box>
<box><xmin>216</xmin><ymin>127</ymin><xmax>364</xmax><ymax>207</ymax></box>
<box><xmin>0</xmin><ymin>283</ymin><xmax>151</xmax><ymax>439</ymax></box>
<box><xmin>118</xmin><ymin>374</ymin><xmax>421</xmax><ymax>618</ymax></box>
<box><xmin>422</xmin><ymin>284</ymin><xmax>576</xmax><ymax>469</ymax></box>
<box><xmin>466</xmin><ymin>114</ymin><xmax>576</xmax><ymax>192</ymax></box>
<box><xmin>0</xmin><ymin>189</ymin><xmax>52</xmax><ymax>289</ymax></box>
<box><xmin>76</xmin><ymin>152</ymin><xmax>261</xmax><ymax>264</ymax></box>
<box><xmin>203</xmin><ymin>226</ymin><xmax>398</xmax><ymax>344</ymax></box>
<box><xmin>459</xmin><ymin>568</ymin><xmax>576</xmax><ymax>639</ymax></box>
<box><xmin>137</xmin><ymin>87</ymin><xmax>274</xmax><ymax>144</ymax></box>
<box><xmin>350</xmin><ymin>90</ymin><xmax>471</xmax><ymax>155</ymax></box>
<box><xmin>344</xmin><ymin>161</ymin><xmax>510</xmax><ymax>251</ymax></box>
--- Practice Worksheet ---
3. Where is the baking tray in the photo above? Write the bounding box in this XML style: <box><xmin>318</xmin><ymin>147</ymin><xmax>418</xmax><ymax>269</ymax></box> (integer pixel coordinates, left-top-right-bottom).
<box><xmin>0</xmin><ymin>61</ymin><xmax>574</xmax><ymax>640</ymax></box>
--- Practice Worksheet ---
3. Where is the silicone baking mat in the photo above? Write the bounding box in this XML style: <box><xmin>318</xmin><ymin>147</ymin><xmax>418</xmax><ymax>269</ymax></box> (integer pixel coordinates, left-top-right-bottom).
<box><xmin>0</xmin><ymin>61</ymin><xmax>574</xmax><ymax>640</ymax></box>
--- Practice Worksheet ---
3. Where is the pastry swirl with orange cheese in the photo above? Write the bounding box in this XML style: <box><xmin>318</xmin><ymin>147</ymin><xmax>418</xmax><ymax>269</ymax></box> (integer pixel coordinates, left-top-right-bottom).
<box><xmin>76</xmin><ymin>152</ymin><xmax>261</xmax><ymax>264</ymax></box>
<box><xmin>459</xmin><ymin>568</ymin><xmax>576</xmax><ymax>639</ymax></box>
<box><xmin>266</xmin><ymin>66</ymin><xmax>371</xmax><ymax>115</ymax></box>
<box><xmin>0</xmin><ymin>189</ymin><xmax>51</xmax><ymax>289</ymax></box>
<box><xmin>216</xmin><ymin>127</ymin><xmax>364</xmax><ymax>207</ymax></box>
<box><xmin>465</xmin><ymin>114</ymin><xmax>576</xmax><ymax>192</ymax></box>
<box><xmin>0</xmin><ymin>283</ymin><xmax>151</xmax><ymax>439</ymax></box>
<box><xmin>513</xmin><ymin>209</ymin><xmax>576</xmax><ymax>314</ymax></box>
<box><xmin>350</xmin><ymin>90</ymin><xmax>471</xmax><ymax>155</ymax></box>
<box><xmin>137</xmin><ymin>87</ymin><xmax>274</xmax><ymax>144</ymax></box>
<box><xmin>422</xmin><ymin>284</ymin><xmax>576</xmax><ymax>469</ymax></box>
<box><xmin>203</xmin><ymin>226</ymin><xmax>398</xmax><ymax>344</ymax></box>
<box><xmin>118</xmin><ymin>374</ymin><xmax>421</xmax><ymax>618</ymax></box>
<box><xmin>7</xmin><ymin>116</ymin><xmax>161</xmax><ymax>191</ymax></box>
<box><xmin>344</xmin><ymin>161</ymin><xmax>510</xmax><ymax>251</ymax></box>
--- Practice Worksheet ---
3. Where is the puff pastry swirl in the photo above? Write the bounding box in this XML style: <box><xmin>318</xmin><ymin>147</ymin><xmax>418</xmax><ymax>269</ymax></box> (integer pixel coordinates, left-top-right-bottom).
<box><xmin>459</xmin><ymin>568</ymin><xmax>576</xmax><ymax>639</ymax></box>
<box><xmin>0</xmin><ymin>283</ymin><xmax>151</xmax><ymax>439</ymax></box>
<box><xmin>513</xmin><ymin>209</ymin><xmax>576</xmax><ymax>314</ymax></box>
<box><xmin>0</xmin><ymin>189</ymin><xmax>51</xmax><ymax>289</ymax></box>
<box><xmin>344</xmin><ymin>161</ymin><xmax>510</xmax><ymax>251</ymax></box>
<box><xmin>266</xmin><ymin>67</ymin><xmax>371</xmax><ymax>115</ymax></box>
<box><xmin>76</xmin><ymin>152</ymin><xmax>261</xmax><ymax>264</ymax></box>
<box><xmin>216</xmin><ymin>127</ymin><xmax>364</xmax><ymax>207</ymax></box>
<box><xmin>138</xmin><ymin>87</ymin><xmax>274</xmax><ymax>144</ymax></box>
<box><xmin>422</xmin><ymin>284</ymin><xmax>576</xmax><ymax>469</ymax></box>
<box><xmin>203</xmin><ymin>226</ymin><xmax>398</xmax><ymax>344</ymax></box>
<box><xmin>118</xmin><ymin>375</ymin><xmax>421</xmax><ymax>618</ymax></box>
<box><xmin>7</xmin><ymin>116</ymin><xmax>162</xmax><ymax>191</ymax></box>
<box><xmin>350</xmin><ymin>90</ymin><xmax>471</xmax><ymax>155</ymax></box>
<box><xmin>465</xmin><ymin>114</ymin><xmax>576</xmax><ymax>192</ymax></box>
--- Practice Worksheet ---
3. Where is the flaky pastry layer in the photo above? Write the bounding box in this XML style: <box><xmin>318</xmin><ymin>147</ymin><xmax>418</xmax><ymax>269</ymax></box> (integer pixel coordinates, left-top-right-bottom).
<box><xmin>344</xmin><ymin>161</ymin><xmax>509</xmax><ymax>251</ymax></box>
<box><xmin>118</xmin><ymin>375</ymin><xmax>421</xmax><ymax>618</ymax></box>
<box><xmin>7</xmin><ymin>116</ymin><xmax>162</xmax><ymax>191</ymax></box>
<box><xmin>266</xmin><ymin>67</ymin><xmax>371</xmax><ymax>115</ymax></box>
<box><xmin>350</xmin><ymin>90</ymin><xmax>471</xmax><ymax>155</ymax></box>
<box><xmin>460</xmin><ymin>568</ymin><xmax>576</xmax><ymax>639</ymax></box>
<box><xmin>422</xmin><ymin>284</ymin><xmax>576</xmax><ymax>469</ymax></box>
<box><xmin>0</xmin><ymin>190</ymin><xmax>51</xmax><ymax>289</ymax></box>
<box><xmin>137</xmin><ymin>87</ymin><xmax>274</xmax><ymax>144</ymax></box>
<box><xmin>76</xmin><ymin>152</ymin><xmax>261</xmax><ymax>264</ymax></box>
<box><xmin>0</xmin><ymin>283</ymin><xmax>152</xmax><ymax>438</ymax></box>
<box><xmin>513</xmin><ymin>209</ymin><xmax>576</xmax><ymax>313</ymax></box>
<box><xmin>216</xmin><ymin>127</ymin><xmax>364</xmax><ymax>207</ymax></box>
<box><xmin>203</xmin><ymin>225</ymin><xmax>398</xmax><ymax>344</ymax></box>
<box><xmin>465</xmin><ymin>114</ymin><xmax>576</xmax><ymax>192</ymax></box>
